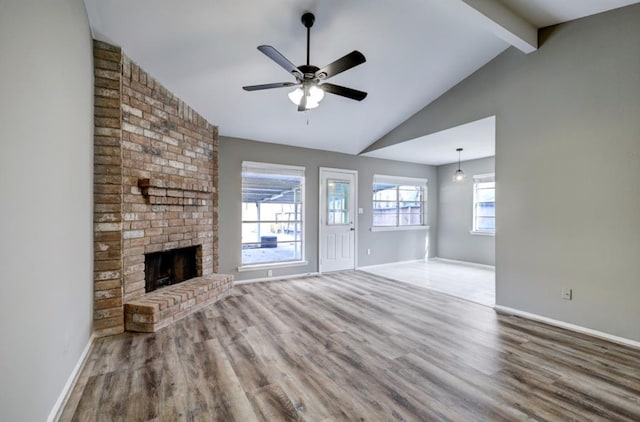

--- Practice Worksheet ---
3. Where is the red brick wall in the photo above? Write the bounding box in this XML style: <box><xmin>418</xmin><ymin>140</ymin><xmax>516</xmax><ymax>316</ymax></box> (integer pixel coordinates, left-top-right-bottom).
<box><xmin>92</xmin><ymin>40</ymin><xmax>219</xmax><ymax>337</ymax></box>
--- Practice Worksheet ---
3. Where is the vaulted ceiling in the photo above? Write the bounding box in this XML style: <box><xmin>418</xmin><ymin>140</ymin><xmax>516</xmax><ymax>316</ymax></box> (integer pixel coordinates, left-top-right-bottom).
<box><xmin>84</xmin><ymin>0</ymin><xmax>638</xmax><ymax>162</ymax></box>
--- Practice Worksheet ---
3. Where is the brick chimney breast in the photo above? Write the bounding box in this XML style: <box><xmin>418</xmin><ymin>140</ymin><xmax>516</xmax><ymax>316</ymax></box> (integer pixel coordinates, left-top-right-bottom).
<box><xmin>92</xmin><ymin>40</ymin><xmax>230</xmax><ymax>337</ymax></box>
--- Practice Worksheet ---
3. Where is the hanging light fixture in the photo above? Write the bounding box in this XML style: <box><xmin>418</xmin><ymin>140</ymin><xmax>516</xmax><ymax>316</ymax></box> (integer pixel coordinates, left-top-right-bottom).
<box><xmin>288</xmin><ymin>83</ymin><xmax>325</xmax><ymax>110</ymax></box>
<box><xmin>453</xmin><ymin>147</ymin><xmax>465</xmax><ymax>182</ymax></box>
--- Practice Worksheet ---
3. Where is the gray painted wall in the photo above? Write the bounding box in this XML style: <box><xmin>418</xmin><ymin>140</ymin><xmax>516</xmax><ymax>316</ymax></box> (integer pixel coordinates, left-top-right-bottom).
<box><xmin>219</xmin><ymin>137</ymin><xmax>438</xmax><ymax>281</ymax></box>
<box><xmin>363</xmin><ymin>5</ymin><xmax>640</xmax><ymax>342</ymax></box>
<box><xmin>0</xmin><ymin>1</ymin><xmax>94</xmax><ymax>420</ymax></box>
<box><xmin>438</xmin><ymin>157</ymin><xmax>495</xmax><ymax>266</ymax></box>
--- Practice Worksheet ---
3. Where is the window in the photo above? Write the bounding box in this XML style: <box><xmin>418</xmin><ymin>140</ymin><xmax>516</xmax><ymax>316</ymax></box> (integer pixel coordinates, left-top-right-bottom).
<box><xmin>372</xmin><ymin>175</ymin><xmax>427</xmax><ymax>230</ymax></box>
<box><xmin>327</xmin><ymin>179</ymin><xmax>350</xmax><ymax>225</ymax></box>
<box><xmin>241</xmin><ymin>161</ymin><xmax>305</xmax><ymax>267</ymax></box>
<box><xmin>472</xmin><ymin>173</ymin><xmax>495</xmax><ymax>235</ymax></box>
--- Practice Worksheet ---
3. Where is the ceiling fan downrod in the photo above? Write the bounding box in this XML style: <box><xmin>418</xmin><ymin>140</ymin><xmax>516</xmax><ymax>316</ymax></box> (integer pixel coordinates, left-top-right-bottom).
<box><xmin>301</xmin><ymin>12</ymin><xmax>315</xmax><ymax>66</ymax></box>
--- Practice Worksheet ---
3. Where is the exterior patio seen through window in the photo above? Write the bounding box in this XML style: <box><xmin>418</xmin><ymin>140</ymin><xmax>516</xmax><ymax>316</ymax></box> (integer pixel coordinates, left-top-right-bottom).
<box><xmin>241</xmin><ymin>162</ymin><xmax>305</xmax><ymax>266</ymax></box>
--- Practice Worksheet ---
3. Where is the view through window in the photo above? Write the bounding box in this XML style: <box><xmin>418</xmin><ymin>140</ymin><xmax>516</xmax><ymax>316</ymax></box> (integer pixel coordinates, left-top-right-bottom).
<box><xmin>472</xmin><ymin>173</ymin><xmax>495</xmax><ymax>234</ymax></box>
<box><xmin>372</xmin><ymin>175</ymin><xmax>427</xmax><ymax>228</ymax></box>
<box><xmin>241</xmin><ymin>162</ymin><xmax>305</xmax><ymax>266</ymax></box>
<box><xmin>327</xmin><ymin>179</ymin><xmax>350</xmax><ymax>225</ymax></box>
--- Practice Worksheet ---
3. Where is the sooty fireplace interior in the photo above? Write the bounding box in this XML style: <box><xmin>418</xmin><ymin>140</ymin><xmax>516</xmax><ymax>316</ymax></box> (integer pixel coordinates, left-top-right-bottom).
<box><xmin>145</xmin><ymin>245</ymin><xmax>201</xmax><ymax>293</ymax></box>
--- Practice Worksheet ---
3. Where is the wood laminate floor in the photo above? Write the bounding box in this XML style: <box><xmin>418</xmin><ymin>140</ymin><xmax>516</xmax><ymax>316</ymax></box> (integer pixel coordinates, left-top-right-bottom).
<box><xmin>61</xmin><ymin>271</ymin><xmax>640</xmax><ymax>421</ymax></box>
<box><xmin>361</xmin><ymin>258</ymin><xmax>495</xmax><ymax>307</ymax></box>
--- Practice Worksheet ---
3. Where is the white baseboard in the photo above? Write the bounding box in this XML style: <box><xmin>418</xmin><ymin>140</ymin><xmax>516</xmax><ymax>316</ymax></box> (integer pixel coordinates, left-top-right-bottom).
<box><xmin>431</xmin><ymin>257</ymin><xmax>495</xmax><ymax>270</ymax></box>
<box><xmin>357</xmin><ymin>259</ymin><xmax>426</xmax><ymax>271</ymax></box>
<box><xmin>235</xmin><ymin>271</ymin><xmax>320</xmax><ymax>285</ymax></box>
<box><xmin>494</xmin><ymin>305</ymin><xmax>640</xmax><ymax>350</ymax></box>
<box><xmin>48</xmin><ymin>334</ymin><xmax>96</xmax><ymax>422</ymax></box>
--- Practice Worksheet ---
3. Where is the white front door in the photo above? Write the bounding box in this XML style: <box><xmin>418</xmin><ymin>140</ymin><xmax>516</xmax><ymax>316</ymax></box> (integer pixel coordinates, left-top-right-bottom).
<box><xmin>319</xmin><ymin>168</ymin><xmax>357</xmax><ymax>272</ymax></box>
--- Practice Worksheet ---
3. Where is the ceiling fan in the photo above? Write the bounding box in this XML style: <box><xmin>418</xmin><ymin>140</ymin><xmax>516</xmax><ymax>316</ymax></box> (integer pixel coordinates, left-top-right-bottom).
<box><xmin>242</xmin><ymin>12</ymin><xmax>367</xmax><ymax>112</ymax></box>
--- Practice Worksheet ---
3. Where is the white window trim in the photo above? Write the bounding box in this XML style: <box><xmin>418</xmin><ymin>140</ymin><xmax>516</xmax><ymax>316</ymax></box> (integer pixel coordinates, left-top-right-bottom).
<box><xmin>473</xmin><ymin>173</ymin><xmax>495</xmax><ymax>182</ymax></box>
<box><xmin>471</xmin><ymin>172</ymin><xmax>495</xmax><ymax>235</ymax></box>
<box><xmin>374</xmin><ymin>174</ymin><xmax>428</xmax><ymax>186</ymax></box>
<box><xmin>470</xmin><ymin>230</ymin><xmax>495</xmax><ymax>236</ymax></box>
<box><xmin>238</xmin><ymin>260</ymin><xmax>309</xmax><ymax>272</ymax></box>
<box><xmin>372</xmin><ymin>225</ymin><xmax>430</xmax><ymax>232</ymax></box>
<box><xmin>372</xmin><ymin>174</ymin><xmax>428</xmax><ymax>229</ymax></box>
<box><xmin>242</xmin><ymin>160</ymin><xmax>306</xmax><ymax>173</ymax></box>
<box><xmin>241</xmin><ymin>161</ymin><xmax>306</xmax><ymax>267</ymax></box>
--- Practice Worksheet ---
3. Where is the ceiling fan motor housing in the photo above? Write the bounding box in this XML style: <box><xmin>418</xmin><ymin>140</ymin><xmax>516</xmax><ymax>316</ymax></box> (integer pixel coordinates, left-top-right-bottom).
<box><xmin>297</xmin><ymin>65</ymin><xmax>321</xmax><ymax>81</ymax></box>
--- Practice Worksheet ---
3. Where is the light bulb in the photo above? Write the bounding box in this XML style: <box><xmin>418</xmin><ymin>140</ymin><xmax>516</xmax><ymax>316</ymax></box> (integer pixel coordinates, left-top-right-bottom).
<box><xmin>453</xmin><ymin>169</ymin><xmax>465</xmax><ymax>182</ymax></box>
<box><xmin>288</xmin><ymin>85</ymin><xmax>325</xmax><ymax>109</ymax></box>
<box><xmin>288</xmin><ymin>88</ymin><xmax>303</xmax><ymax>105</ymax></box>
<box><xmin>308</xmin><ymin>85</ymin><xmax>325</xmax><ymax>103</ymax></box>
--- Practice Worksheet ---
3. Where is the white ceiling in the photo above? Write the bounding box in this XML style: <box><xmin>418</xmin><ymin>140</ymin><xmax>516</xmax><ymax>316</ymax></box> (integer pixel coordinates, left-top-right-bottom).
<box><xmin>500</xmin><ymin>0</ymin><xmax>639</xmax><ymax>27</ymax></box>
<box><xmin>84</xmin><ymin>0</ymin><xmax>639</xmax><ymax>163</ymax></box>
<box><xmin>362</xmin><ymin>116</ymin><xmax>495</xmax><ymax>166</ymax></box>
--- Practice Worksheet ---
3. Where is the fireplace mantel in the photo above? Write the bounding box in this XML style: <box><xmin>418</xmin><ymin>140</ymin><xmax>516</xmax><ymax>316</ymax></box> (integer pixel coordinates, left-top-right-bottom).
<box><xmin>138</xmin><ymin>177</ymin><xmax>213</xmax><ymax>206</ymax></box>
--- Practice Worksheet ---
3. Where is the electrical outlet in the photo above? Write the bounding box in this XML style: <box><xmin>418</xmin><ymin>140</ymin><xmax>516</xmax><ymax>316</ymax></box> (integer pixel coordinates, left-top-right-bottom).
<box><xmin>561</xmin><ymin>288</ymin><xmax>572</xmax><ymax>300</ymax></box>
<box><xmin>267</xmin><ymin>269</ymin><xmax>273</xmax><ymax>277</ymax></box>
<box><xmin>367</xmin><ymin>248</ymin><xmax>371</xmax><ymax>255</ymax></box>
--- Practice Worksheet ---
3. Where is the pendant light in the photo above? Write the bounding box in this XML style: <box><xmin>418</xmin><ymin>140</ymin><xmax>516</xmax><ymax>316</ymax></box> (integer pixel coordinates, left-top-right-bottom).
<box><xmin>453</xmin><ymin>148</ymin><xmax>465</xmax><ymax>182</ymax></box>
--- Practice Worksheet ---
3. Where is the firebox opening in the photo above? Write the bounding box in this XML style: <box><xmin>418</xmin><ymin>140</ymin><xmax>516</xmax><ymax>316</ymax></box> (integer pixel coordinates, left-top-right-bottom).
<box><xmin>145</xmin><ymin>245</ymin><xmax>201</xmax><ymax>293</ymax></box>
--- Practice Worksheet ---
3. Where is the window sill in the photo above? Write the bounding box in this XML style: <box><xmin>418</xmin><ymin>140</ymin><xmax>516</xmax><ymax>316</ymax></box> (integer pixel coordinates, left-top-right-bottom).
<box><xmin>470</xmin><ymin>230</ymin><xmax>495</xmax><ymax>237</ymax></box>
<box><xmin>238</xmin><ymin>260</ymin><xmax>308</xmax><ymax>272</ymax></box>
<box><xmin>371</xmin><ymin>225</ymin><xmax>430</xmax><ymax>232</ymax></box>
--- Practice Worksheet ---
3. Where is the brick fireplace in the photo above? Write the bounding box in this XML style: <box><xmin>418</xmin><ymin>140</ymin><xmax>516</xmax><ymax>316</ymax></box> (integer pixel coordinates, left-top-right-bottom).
<box><xmin>93</xmin><ymin>40</ymin><xmax>232</xmax><ymax>337</ymax></box>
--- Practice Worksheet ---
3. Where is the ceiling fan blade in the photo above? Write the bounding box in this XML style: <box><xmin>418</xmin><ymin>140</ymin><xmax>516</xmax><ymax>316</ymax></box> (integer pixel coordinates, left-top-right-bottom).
<box><xmin>243</xmin><ymin>82</ymin><xmax>297</xmax><ymax>91</ymax></box>
<box><xmin>257</xmin><ymin>45</ymin><xmax>303</xmax><ymax>79</ymax></box>
<box><xmin>321</xmin><ymin>83</ymin><xmax>368</xmax><ymax>101</ymax></box>
<box><xmin>316</xmin><ymin>51</ymin><xmax>366</xmax><ymax>80</ymax></box>
<box><xmin>298</xmin><ymin>84</ymin><xmax>309</xmax><ymax>112</ymax></box>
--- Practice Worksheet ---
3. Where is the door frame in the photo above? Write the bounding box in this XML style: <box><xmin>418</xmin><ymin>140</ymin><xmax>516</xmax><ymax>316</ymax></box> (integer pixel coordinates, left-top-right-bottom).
<box><xmin>318</xmin><ymin>167</ymin><xmax>358</xmax><ymax>273</ymax></box>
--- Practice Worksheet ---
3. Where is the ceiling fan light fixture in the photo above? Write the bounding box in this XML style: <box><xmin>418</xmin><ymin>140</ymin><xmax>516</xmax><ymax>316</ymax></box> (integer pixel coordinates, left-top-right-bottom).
<box><xmin>242</xmin><ymin>12</ymin><xmax>367</xmax><ymax>111</ymax></box>
<box><xmin>288</xmin><ymin>85</ymin><xmax>325</xmax><ymax>109</ymax></box>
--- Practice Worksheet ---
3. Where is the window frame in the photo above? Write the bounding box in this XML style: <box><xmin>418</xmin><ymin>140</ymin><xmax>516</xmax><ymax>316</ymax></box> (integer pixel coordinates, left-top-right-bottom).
<box><xmin>372</xmin><ymin>174</ymin><xmax>429</xmax><ymax>232</ymax></box>
<box><xmin>239</xmin><ymin>161</ymin><xmax>307</xmax><ymax>271</ymax></box>
<box><xmin>471</xmin><ymin>173</ymin><xmax>495</xmax><ymax>236</ymax></box>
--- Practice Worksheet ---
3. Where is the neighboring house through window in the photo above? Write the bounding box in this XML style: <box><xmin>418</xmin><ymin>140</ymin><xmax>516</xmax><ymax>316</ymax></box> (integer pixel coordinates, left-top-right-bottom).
<box><xmin>241</xmin><ymin>161</ymin><xmax>305</xmax><ymax>268</ymax></box>
<box><xmin>372</xmin><ymin>175</ymin><xmax>428</xmax><ymax>230</ymax></box>
<box><xmin>472</xmin><ymin>173</ymin><xmax>495</xmax><ymax>235</ymax></box>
